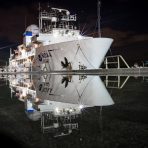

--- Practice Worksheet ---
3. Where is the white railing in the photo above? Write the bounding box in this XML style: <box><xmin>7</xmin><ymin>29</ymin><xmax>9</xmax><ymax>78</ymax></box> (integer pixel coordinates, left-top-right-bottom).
<box><xmin>104</xmin><ymin>55</ymin><xmax>130</xmax><ymax>69</ymax></box>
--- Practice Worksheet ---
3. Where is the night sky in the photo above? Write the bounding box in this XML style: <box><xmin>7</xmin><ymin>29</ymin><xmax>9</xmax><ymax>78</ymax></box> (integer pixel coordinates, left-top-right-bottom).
<box><xmin>0</xmin><ymin>0</ymin><xmax>148</xmax><ymax>66</ymax></box>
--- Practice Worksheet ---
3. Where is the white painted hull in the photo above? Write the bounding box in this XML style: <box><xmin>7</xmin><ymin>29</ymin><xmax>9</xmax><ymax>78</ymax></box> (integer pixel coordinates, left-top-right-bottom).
<box><xmin>33</xmin><ymin>37</ymin><xmax>113</xmax><ymax>71</ymax></box>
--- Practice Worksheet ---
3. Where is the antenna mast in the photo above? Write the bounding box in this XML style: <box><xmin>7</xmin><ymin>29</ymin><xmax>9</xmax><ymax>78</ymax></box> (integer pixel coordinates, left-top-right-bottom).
<box><xmin>38</xmin><ymin>3</ymin><xmax>41</xmax><ymax>31</ymax></box>
<box><xmin>97</xmin><ymin>0</ymin><xmax>101</xmax><ymax>37</ymax></box>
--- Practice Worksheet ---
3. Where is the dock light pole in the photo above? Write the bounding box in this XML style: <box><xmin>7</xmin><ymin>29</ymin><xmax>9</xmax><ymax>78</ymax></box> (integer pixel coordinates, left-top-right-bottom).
<box><xmin>97</xmin><ymin>0</ymin><xmax>101</xmax><ymax>37</ymax></box>
<box><xmin>6</xmin><ymin>61</ymin><xmax>8</xmax><ymax>72</ymax></box>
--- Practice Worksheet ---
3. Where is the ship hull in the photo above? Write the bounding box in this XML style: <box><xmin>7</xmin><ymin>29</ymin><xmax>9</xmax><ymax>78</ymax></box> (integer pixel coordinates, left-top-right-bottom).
<box><xmin>33</xmin><ymin>37</ymin><xmax>113</xmax><ymax>71</ymax></box>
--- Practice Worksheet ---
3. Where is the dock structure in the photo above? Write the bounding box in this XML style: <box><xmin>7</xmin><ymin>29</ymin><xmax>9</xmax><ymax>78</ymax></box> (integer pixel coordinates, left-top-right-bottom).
<box><xmin>0</xmin><ymin>67</ymin><xmax>148</xmax><ymax>76</ymax></box>
<box><xmin>104</xmin><ymin>55</ymin><xmax>130</xmax><ymax>69</ymax></box>
<box><xmin>0</xmin><ymin>55</ymin><xmax>148</xmax><ymax>76</ymax></box>
<box><xmin>50</xmin><ymin>68</ymin><xmax>148</xmax><ymax>76</ymax></box>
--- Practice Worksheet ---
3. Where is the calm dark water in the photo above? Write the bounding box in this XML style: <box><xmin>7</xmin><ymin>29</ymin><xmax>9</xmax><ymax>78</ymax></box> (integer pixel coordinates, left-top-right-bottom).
<box><xmin>0</xmin><ymin>74</ymin><xmax>148</xmax><ymax>148</ymax></box>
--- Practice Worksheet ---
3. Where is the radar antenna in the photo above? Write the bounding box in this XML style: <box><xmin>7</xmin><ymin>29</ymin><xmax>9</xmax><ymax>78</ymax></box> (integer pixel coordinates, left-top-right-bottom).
<box><xmin>38</xmin><ymin>3</ymin><xmax>41</xmax><ymax>31</ymax></box>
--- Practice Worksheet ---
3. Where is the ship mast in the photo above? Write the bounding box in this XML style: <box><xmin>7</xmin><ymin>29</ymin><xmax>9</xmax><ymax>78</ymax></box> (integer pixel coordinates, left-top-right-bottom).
<box><xmin>97</xmin><ymin>0</ymin><xmax>101</xmax><ymax>37</ymax></box>
<box><xmin>38</xmin><ymin>3</ymin><xmax>41</xmax><ymax>32</ymax></box>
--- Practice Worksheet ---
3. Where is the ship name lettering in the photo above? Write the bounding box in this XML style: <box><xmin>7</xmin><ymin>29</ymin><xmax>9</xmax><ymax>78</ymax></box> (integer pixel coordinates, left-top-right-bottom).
<box><xmin>40</xmin><ymin>52</ymin><xmax>49</xmax><ymax>58</ymax></box>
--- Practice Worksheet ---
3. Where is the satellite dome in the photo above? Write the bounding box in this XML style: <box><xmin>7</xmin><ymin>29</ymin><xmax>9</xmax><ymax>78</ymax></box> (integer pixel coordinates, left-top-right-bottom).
<box><xmin>26</xmin><ymin>24</ymin><xmax>39</xmax><ymax>36</ymax></box>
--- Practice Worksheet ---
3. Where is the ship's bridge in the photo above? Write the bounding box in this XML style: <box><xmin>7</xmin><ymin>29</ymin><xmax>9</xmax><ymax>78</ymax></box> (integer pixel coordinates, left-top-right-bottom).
<box><xmin>39</xmin><ymin>7</ymin><xmax>77</xmax><ymax>33</ymax></box>
<box><xmin>23</xmin><ymin>7</ymin><xmax>84</xmax><ymax>46</ymax></box>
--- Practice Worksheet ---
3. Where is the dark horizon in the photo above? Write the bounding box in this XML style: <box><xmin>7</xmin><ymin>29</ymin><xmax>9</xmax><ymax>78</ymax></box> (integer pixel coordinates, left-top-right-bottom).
<box><xmin>0</xmin><ymin>0</ymin><xmax>148</xmax><ymax>66</ymax></box>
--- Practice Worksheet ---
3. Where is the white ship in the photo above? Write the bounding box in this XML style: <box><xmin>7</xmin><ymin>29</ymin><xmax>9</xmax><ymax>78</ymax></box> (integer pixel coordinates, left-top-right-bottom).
<box><xmin>9</xmin><ymin>5</ymin><xmax>113</xmax><ymax>72</ymax></box>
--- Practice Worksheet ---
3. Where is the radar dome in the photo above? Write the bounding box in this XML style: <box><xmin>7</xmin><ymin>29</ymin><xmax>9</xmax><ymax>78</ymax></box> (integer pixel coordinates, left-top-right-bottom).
<box><xmin>26</xmin><ymin>111</ymin><xmax>41</xmax><ymax>121</ymax></box>
<box><xmin>26</xmin><ymin>24</ymin><xmax>39</xmax><ymax>36</ymax></box>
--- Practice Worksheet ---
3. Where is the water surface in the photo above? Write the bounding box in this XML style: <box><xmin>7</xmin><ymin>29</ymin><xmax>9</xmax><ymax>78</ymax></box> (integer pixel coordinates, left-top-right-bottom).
<box><xmin>0</xmin><ymin>74</ymin><xmax>148</xmax><ymax>148</ymax></box>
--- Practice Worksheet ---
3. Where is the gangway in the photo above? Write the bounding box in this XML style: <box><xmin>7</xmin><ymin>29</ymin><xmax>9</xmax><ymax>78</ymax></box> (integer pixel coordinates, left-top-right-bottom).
<box><xmin>104</xmin><ymin>55</ymin><xmax>130</xmax><ymax>69</ymax></box>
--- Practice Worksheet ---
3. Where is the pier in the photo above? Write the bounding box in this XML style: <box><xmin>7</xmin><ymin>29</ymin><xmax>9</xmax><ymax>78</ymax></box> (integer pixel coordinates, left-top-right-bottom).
<box><xmin>0</xmin><ymin>55</ymin><xmax>148</xmax><ymax>76</ymax></box>
<box><xmin>47</xmin><ymin>68</ymin><xmax>148</xmax><ymax>76</ymax></box>
<box><xmin>0</xmin><ymin>68</ymin><xmax>148</xmax><ymax>76</ymax></box>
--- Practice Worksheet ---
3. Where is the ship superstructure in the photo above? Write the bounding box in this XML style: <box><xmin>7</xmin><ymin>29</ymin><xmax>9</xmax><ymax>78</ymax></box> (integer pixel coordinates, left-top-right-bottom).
<box><xmin>9</xmin><ymin>5</ymin><xmax>113</xmax><ymax>72</ymax></box>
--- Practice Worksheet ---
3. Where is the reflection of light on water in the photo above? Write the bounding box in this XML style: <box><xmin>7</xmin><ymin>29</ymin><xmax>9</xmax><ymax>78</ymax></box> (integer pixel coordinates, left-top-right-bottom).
<box><xmin>8</xmin><ymin>74</ymin><xmax>115</xmax><ymax>137</ymax></box>
<box><xmin>55</xmin><ymin>107</ymin><xmax>60</xmax><ymax>113</ymax></box>
<box><xmin>79</xmin><ymin>105</ymin><xmax>84</xmax><ymax>109</ymax></box>
<box><xmin>35</xmin><ymin>97</ymin><xmax>40</xmax><ymax>102</ymax></box>
<box><xmin>69</xmin><ymin>108</ymin><xmax>73</xmax><ymax>112</ymax></box>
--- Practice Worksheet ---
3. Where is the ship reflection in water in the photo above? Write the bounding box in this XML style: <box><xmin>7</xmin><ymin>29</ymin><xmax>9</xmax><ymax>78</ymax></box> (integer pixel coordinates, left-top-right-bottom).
<box><xmin>1</xmin><ymin>74</ymin><xmax>148</xmax><ymax>147</ymax></box>
<box><xmin>8</xmin><ymin>74</ymin><xmax>114</xmax><ymax>137</ymax></box>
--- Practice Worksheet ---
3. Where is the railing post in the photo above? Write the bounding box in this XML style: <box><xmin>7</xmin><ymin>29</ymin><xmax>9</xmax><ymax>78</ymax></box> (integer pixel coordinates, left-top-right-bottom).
<box><xmin>105</xmin><ymin>75</ymin><xmax>108</xmax><ymax>87</ymax></box>
<box><xmin>105</xmin><ymin>58</ymin><xmax>108</xmax><ymax>69</ymax></box>
<box><xmin>118</xmin><ymin>75</ymin><xmax>120</xmax><ymax>88</ymax></box>
<box><xmin>120</xmin><ymin>55</ymin><xmax>130</xmax><ymax>68</ymax></box>
<box><xmin>117</xmin><ymin>56</ymin><xmax>120</xmax><ymax>69</ymax></box>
